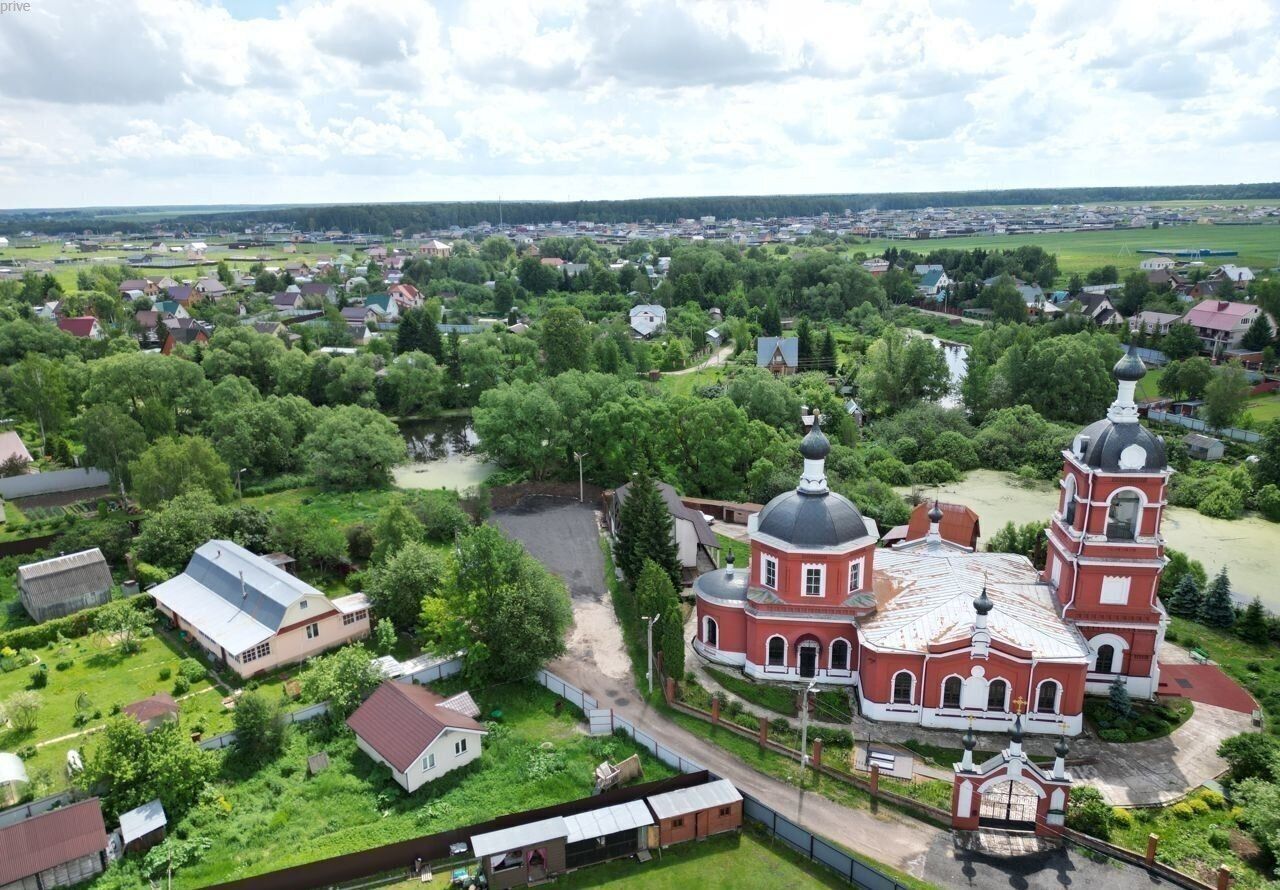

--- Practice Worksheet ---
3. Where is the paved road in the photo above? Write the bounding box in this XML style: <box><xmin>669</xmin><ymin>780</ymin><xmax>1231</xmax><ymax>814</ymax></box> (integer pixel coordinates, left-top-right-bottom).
<box><xmin>493</xmin><ymin>497</ymin><xmax>1176</xmax><ymax>888</ymax></box>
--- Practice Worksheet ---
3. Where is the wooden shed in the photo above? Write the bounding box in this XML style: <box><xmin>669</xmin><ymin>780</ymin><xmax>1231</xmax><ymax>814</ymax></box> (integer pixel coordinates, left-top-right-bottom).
<box><xmin>645</xmin><ymin>778</ymin><xmax>743</xmax><ymax>847</ymax></box>
<box><xmin>470</xmin><ymin>816</ymin><xmax>567</xmax><ymax>890</ymax></box>
<box><xmin>118</xmin><ymin>799</ymin><xmax>167</xmax><ymax>855</ymax></box>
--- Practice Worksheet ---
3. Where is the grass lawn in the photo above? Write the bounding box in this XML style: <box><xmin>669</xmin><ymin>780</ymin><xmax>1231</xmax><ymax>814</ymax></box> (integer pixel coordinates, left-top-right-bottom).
<box><xmin>1136</xmin><ymin>365</ymin><xmax>1165</xmax><ymax>402</ymax></box>
<box><xmin>1166</xmin><ymin>618</ymin><xmax>1276</xmax><ymax>729</ymax></box>
<box><xmin>1111</xmin><ymin>789</ymin><xmax>1270</xmax><ymax>889</ymax></box>
<box><xmin>814</xmin><ymin>689</ymin><xmax>853</xmax><ymax>724</ymax></box>
<box><xmin>715</xmin><ymin>532</ymin><xmax>750</xmax><ymax>569</ymax></box>
<box><xmin>242</xmin><ymin>486</ymin><xmax>401</xmax><ymax>526</ymax></box>
<box><xmin>705</xmin><ymin>666</ymin><xmax>798</xmax><ymax>717</ymax></box>
<box><xmin>0</xmin><ymin>630</ymin><xmax>230</xmax><ymax>794</ymax></box>
<box><xmin>381</xmin><ymin>827</ymin><xmax>853</xmax><ymax>889</ymax></box>
<box><xmin>160</xmin><ymin>681</ymin><xmax>677</xmax><ymax>889</ymax></box>
<box><xmin>898</xmin><ymin>740</ymin><xmax>998</xmax><ymax>769</ymax></box>
<box><xmin>1245</xmin><ymin>393</ymin><xmax>1280</xmax><ymax>425</ymax></box>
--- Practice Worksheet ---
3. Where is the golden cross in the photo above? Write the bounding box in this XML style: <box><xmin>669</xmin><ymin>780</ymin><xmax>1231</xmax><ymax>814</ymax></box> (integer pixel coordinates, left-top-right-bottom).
<box><xmin>1011</xmin><ymin>696</ymin><xmax>1027</xmax><ymax>715</ymax></box>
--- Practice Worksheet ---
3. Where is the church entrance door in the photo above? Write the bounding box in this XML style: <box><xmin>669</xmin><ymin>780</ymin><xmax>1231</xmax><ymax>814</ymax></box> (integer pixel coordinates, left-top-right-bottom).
<box><xmin>798</xmin><ymin>644</ymin><xmax>818</xmax><ymax>679</ymax></box>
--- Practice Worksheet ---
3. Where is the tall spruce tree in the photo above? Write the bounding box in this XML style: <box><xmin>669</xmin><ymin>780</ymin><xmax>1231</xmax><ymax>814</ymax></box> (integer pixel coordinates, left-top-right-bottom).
<box><xmin>819</xmin><ymin>329</ymin><xmax>837</xmax><ymax>372</ymax></box>
<box><xmin>1108</xmin><ymin>675</ymin><xmax>1132</xmax><ymax>718</ymax></box>
<box><xmin>1167</xmin><ymin>573</ymin><xmax>1203</xmax><ymax>618</ymax></box>
<box><xmin>421</xmin><ymin>311</ymin><xmax>445</xmax><ymax>362</ymax></box>
<box><xmin>1199</xmin><ymin>568</ymin><xmax>1236</xmax><ymax>628</ymax></box>
<box><xmin>1238</xmin><ymin>597</ymin><xmax>1270</xmax><ymax>645</ymax></box>
<box><xmin>615</xmin><ymin>469</ymin><xmax>680</xmax><ymax>589</ymax></box>
<box><xmin>634</xmin><ymin>560</ymin><xmax>686</xmax><ymax>681</ymax></box>
<box><xmin>761</xmin><ymin>299</ymin><xmax>782</xmax><ymax>337</ymax></box>
<box><xmin>796</xmin><ymin>317</ymin><xmax>813</xmax><ymax>365</ymax></box>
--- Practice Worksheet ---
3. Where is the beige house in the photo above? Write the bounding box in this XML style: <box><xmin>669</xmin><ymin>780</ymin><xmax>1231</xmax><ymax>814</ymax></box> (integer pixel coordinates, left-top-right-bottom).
<box><xmin>347</xmin><ymin>681</ymin><xmax>486</xmax><ymax>792</ymax></box>
<box><xmin>150</xmin><ymin>540</ymin><xmax>370</xmax><ymax>678</ymax></box>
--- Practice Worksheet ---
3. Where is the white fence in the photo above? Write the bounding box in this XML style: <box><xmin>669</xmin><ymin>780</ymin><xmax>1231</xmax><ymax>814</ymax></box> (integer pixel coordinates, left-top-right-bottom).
<box><xmin>401</xmin><ymin>655</ymin><xmax>463</xmax><ymax>685</ymax></box>
<box><xmin>0</xmin><ymin>468</ymin><xmax>111</xmax><ymax>500</ymax></box>
<box><xmin>1147</xmin><ymin>409</ymin><xmax>1262</xmax><ymax>443</ymax></box>
<box><xmin>0</xmin><ymin>792</ymin><xmax>76</xmax><ymax>829</ymax></box>
<box><xmin>199</xmin><ymin>701</ymin><xmax>331</xmax><ymax>750</ymax></box>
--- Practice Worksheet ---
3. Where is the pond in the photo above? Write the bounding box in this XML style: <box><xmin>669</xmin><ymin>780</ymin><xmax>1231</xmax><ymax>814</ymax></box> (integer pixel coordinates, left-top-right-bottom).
<box><xmin>901</xmin><ymin>469</ymin><xmax>1280</xmax><ymax>609</ymax></box>
<box><xmin>905</xmin><ymin>330</ymin><xmax>969</xmax><ymax>409</ymax></box>
<box><xmin>392</xmin><ymin>416</ymin><xmax>496</xmax><ymax>493</ymax></box>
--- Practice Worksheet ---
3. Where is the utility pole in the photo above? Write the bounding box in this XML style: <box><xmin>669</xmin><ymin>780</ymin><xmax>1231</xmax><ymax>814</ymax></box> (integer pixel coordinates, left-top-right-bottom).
<box><xmin>236</xmin><ymin>467</ymin><xmax>247</xmax><ymax>500</ymax></box>
<box><xmin>573</xmin><ymin>451</ymin><xmax>588</xmax><ymax>503</ymax></box>
<box><xmin>642</xmin><ymin>613</ymin><xmax>661</xmax><ymax>695</ymax></box>
<box><xmin>799</xmin><ymin>680</ymin><xmax>817</xmax><ymax>775</ymax></box>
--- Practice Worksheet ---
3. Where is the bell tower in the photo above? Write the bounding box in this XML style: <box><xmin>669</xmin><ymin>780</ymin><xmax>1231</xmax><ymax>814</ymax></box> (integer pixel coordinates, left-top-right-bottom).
<box><xmin>1042</xmin><ymin>345</ymin><xmax>1171</xmax><ymax>699</ymax></box>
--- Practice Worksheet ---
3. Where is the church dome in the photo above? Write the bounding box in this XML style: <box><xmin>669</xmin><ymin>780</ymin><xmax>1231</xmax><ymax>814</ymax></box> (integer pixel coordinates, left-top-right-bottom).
<box><xmin>1074</xmin><ymin>418</ymin><xmax>1168</xmax><ymax>472</ymax></box>
<box><xmin>1113</xmin><ymin>347</ymin><xmax>1147</xmax><ymax>382</ymax></box>
<box><xmin>799</xmin><ymin>419</ymin><xmax>831</xmax><ymax>460</ymax></box>
<box><xmin>757</xmin><ymin>489</ymin><xmax>869</xmax><ymax>548</ymax></box>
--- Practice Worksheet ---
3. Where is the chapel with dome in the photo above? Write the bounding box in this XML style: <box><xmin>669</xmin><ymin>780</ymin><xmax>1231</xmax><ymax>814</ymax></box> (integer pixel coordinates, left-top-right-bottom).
<box><xmin>692</xmin><ymin>345</ymin><xmax>1171</xmax><ymax>736</ymax></box>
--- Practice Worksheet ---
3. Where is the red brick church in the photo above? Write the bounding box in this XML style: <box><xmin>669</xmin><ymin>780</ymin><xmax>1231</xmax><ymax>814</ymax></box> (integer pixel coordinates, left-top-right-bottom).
<box><xmin>693</xmin><ymin>347</ymin><xmax>1169</xmax><ymax>735</ymax></box>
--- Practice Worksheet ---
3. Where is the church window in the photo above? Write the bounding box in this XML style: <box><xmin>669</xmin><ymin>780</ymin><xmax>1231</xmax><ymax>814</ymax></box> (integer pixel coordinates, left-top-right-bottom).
<box><xmin>892</xmin><ymin>671</ymin><xmax>914</xmax><ymax>704</ymax></box>
<box><xmin>803</xmin><ymin>566</ymin><xmax>823</xmax><ymax>597</ymax></box>
<box><xmin>704</xmin><ymin>617</ymin><xmax>718</xmax><ymax>647</ymax></box>
<box><xmin>1106</xmin><ymin>491</ymin><xmax>1142</xmax><ymax>541</ymax></box>
<box><xmin>830</xmin><ymin>639</ymin><xmax>849</xmax><ymax>671</ymax></box>
<box><xmin>1095</xmin><ymin>644</ymin><xmax>1115</xmax><ymax>674</ymax></box>
<box><xmin>848</xmin><ymin>560</ymin><xmax>862</xmax><ymax>593</ymax></box>
<box><xmin>1062</xmin><ymin>476</ymin><xmax>1078</xmax><ymax>526</ymax></box>
<box><xmin>986</xmin><ymin>679</ymin><xmax>1008</xmax><ymax>711</ymax></box>
<box><xmin>762</xmin><ymin>555</ymin><xmax>777</xmax><ymax>590</ymax></box>
<box><xmin>942</xmin><ymin>677</ymin><xmax>962</xmax><ymax>709</ymax></box>
<box><xmin>1036</xmin><ymin>681</ymin><xmax>1060</xmax><ymax>714</ymax></box>
<box><xmin>767</xmin><ymin>636</ymin><xmax>785</xmax><ymax>667</ymax></box>
<box><xmin>1100</xmin><ymin>576</ymin><xmax>1131</xmax><ymax>605</ymax></box>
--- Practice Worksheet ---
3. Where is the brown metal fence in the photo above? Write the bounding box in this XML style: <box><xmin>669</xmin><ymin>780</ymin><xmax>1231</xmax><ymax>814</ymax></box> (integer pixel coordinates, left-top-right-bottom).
<box><xmin>486</xmin><ymin>482</ymin><xmax>604</xmax><ymax>512</ymax></box>
<box><xmin>203</xmin><ymin>772</ymin><xmax>709</xmax><ymax>890</ymax></box>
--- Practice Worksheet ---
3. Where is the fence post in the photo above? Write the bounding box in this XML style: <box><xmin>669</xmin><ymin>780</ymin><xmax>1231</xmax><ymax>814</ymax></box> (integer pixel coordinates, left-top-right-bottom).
<box><xmin>758</xmin><ymin>715</ymin><xmax>768</xmax><ymax>748</ymax></box>
<box><xmin>711</xmin><ymin>695</ymin><xmax>720</xmax><ymax>725</ymax></box>
<box><xmin>811</xmin><ymin>738</ymin><xmax>823</xmax><ymax>772</ymax></box>
<box><xmin>1145</xmin><ymin>833</ymin><xmax>1158</xmax><ymax>866</ymax></box>
<box><xmin>1217</xmin><ymin>865</ymin><xmax>1232</xmax><ymax>890</ymax></box>
<box><xmin>870</xmin><ymin>763</ymin><xmax>880</xmax><ymax>798</ymax></box>
<box><xmin>664</xmin><ymin>676</ymin><xmax>676</xmax><ymax>704</ymax></box>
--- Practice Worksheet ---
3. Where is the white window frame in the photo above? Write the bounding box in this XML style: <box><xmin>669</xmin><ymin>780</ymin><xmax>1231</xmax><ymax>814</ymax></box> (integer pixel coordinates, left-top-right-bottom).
<box><xmin>702</xmin><ymin>616</ymin><xmax>718</xmax><ymax>647</ymax></box>
<box><xmin>801</xmin><ymin>563</ymin><xmax>825</xmax><ymax>598</ymax></box>
<box><xmin>829</xmin><ymin>638</ymin><xmax>851</xmax><ymax>673</ymax></box>
<box><xmin>342</xmin><ymin>609</ymin><xmax>368</xmax><ymax>626</ymax></box>
<box><xmin>1035</xmin><ymin>679</ymin><xmax>1061</xmax><ymax>714</ymax></box>
<box><xmin>847</xmin><ymin>559</ymin><xmax>863</xmax><ymax>594</ymax></box>
<box><xmin>941</xmin><ymin>675</ymin><xmax>963</xmax><ymax>710</ymax></box>
<box><xmin>305</xmin><ymin>622</ymin><xmax>320</xmax><ymax>639</ymax></box>
<box><xmin>1100</xmin><ymin>575</ymin><xmax>1132</xmax><ymax>606</ymax></box>
<box><xmin>240</xmin><ymin>640</ymin><xmax>271</xmax><ymax>664</ymax></box>
<box><xmin>891</xmin><ymin>670</ymin><xmax>915</xmax><ymax>705</ymax></box>
<box><xmin>298</xmin><ymin>600</ymin><xmax>309</xmax><ymax>611</ymax></box>
<box><xmin>762</xmin><ymin>554</ymin><xmax>778</xmax><ymax>590</ymax></box>
<box><xmin>454</xmin><ymin>738</ymin><xmax>468</xmax><ymax>757</ymax></box>
<box><xmin>765</xmin><ymin>634</ymin><xmax>787</xmax><ymax>669</ymax></box>
<box><xmin>422</xmin><ymin>752</ymin><xmax>435</xmax><ymax>772</ymax></box>
<box><xmin>985</xmin><ymin>678</ymin><xmax>1009</xmax><ymax>712</ymax></box>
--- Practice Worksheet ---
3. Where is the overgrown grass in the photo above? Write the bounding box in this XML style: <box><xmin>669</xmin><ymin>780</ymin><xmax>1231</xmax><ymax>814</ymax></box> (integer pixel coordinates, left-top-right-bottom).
<box><xmin>704</xmin><ymin>666</ymin><xmax>798</xmax><ymax>717</ymax></box>
<box><xmin>242</xmin><ymin>486</ymin><xmax>400</xmax><ymax>527</ymax></box>
<box><xmin>1167</xmin><ymin>618</ymin><xmax>1274</xmax><ymax>730</ymax></box>
<box><xmin>157</xmin><ymin>681</ymin><xmax>676</xmax><ymax>888</ymax></box>
<box><xmin>1111</xmin><ymin>789</ymin><xmax>1271</xmax><ymax>889</ymax></box>
<box><xmin>814</xmin><ymin>689</ymin><xmax>853</xmax><ymax>724</ymax></box>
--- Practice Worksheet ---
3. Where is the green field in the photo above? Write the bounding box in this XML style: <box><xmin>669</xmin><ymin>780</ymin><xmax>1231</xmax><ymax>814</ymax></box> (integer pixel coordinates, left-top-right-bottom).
<box><xmin>1246</xmin><ymin>393</ymin><xmax>1280</xmax><ymax>424</ymax></box>
<box><xmin>862</xmin><ymin>223</ymin><xmax>1280</xmax><ymax>278</ymax></box>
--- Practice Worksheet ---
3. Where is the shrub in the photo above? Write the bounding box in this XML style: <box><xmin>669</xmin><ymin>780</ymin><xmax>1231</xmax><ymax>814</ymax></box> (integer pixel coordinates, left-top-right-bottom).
<box><xmin>28</xmin><ymin>666</ymin><xmax>47</xmax><ymax>689</ymax></box>
<box><xmin>1208</xmin><ymin>828</ymin><xmax>1231</xmax><ymax>850</ymax></box>
<box><xmin>1066</xmin><ymin>786</ymin><xmax>1114</xmax><ymax>839</ymax></box>
<box><xmin>868</xmin><ymin>457</ymin><xmax>912</xmax><ymax>486</ymax></box>
<box><xmin>15</xmin><ymin>745</ymin><xmax>35</xmax><ymax>759</ymax></box>
<box><xmin>1098</xmin><ymin>728</ymin><xmax>1129</xmax><ymax>742</ymax></box>
<box><xmin>0</xmin><ymin>597</ymin><xmax>154</xmax><ymax>651</ymax></box>
<box><xmin>910</xmin><ymin>458</ymin><xmax>959</xmax><ymax>485</ymax></box>
<box><xmin>769</xmin><ymin>717</ymin><xmax>791</xmax><ymax>734</ymax></box>
<box><xmin>133</xmin><ymin>562</ymin><xmax>171</xmax><ymax>589</ymax></box>
<box><xmin>1111</xmin><ymin>807</ymin><xmax>1134</xmax><ymax>827</ymax></box>
<box><xmin>178</xmin><ymin>659</ymin><xmax>206</xmax><ymax>683</ymax></box>
<box><xmin>71</xmin><ymin>712</ymin><xmax>90</xmax><ymax>727</ymax></box>
<box><xmin>158</xmin><ymin>668</ymin><xmax>171</xmax><ymax>681</ymax></box>
<box><xmin>1197</xmin><ymin>788</ymin><xmax>1226</xmax><ymax>809</ymax></box>
<box><xmin>1188</xmin><ymin>798</ymin><xmax>1211</xmax><ymax>815</ymax></box>
<box><xmin>172</xmin><ymin>676</ymin><xmax>190</xmax><ymax>695</ymax></box>
<box><xmin>55</xmin><ymin>660</ymin><xmax>73</xmax><ymax>671</ymax></box>
<box><xmin>1170</xmin><ymin>802</ymin><xmax>1195</xmax><ymax>820</ymax></box>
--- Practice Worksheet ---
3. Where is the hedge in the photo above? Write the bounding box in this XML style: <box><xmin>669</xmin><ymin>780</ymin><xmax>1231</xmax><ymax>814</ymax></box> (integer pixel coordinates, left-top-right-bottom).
<box><xmin>0</xmin><ymin>595</ymin><xmax>155</xmax><ymax>650</ymax></box>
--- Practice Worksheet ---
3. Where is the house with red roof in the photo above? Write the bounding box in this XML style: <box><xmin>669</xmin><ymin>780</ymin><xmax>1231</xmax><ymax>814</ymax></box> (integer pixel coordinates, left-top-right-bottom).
<box><xmin>1182</xmin><ymin>299</ymin><xmax>1272</xmax><ymax>355</ymax></box>
<box><xmin>347</xmin><ymin>681</ymin><xmax>487</xmax><ymax>792</ymax></box>
<box><xmin>387</xmin><ymin>282</ymin><xmax>423</xmax><ymax>310</ymax></box>
<box><xmin>0</xmin><ymin>798</ymin><xmax>108</xmax><ymax>889</ymax></box>
<box><xmin>56</xmin><ymin>316</ymin><xmax>104</xmax><ymax>340</ymax></box>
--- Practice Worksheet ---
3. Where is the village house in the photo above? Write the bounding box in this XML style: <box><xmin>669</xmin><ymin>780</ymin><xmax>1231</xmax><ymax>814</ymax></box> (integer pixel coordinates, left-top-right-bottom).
<box><xmin>1138</xmin><ymin>256</ymin><xmax>1175</xmax><ymax>271</ymax></box>
<box><xmin>1183</xmin><ymin>299</ymin><xmax>1272</xmax><ymax>355</ymax></box>
<box><xmin>347</xmin><ymin>682</ymin><xmax>487</xmax><ymax>792</ymax></box>
<box><xmin>861</xmin><ymin>257</ymin><xmax>889</xmax><ymax>276</ymax></box>
<box><xmin>56</xmin><ymin>317</ymin><xmax>104</xmax><ymax>340</ymax></box>
<box><xmin>1128</xmin><ymin>310</ymin><xmax>1182</xmax><ymax>337</ymax></box>
<box><xmin>387</xmin><ymin>282</ymin><xmax>423</xmax><ymax>310</ymax></box>
<box><xmin>916</xmin><ymin>269</ymin><xmax>951</xmax><ymax>298</ymax></box>
<box><xmin>1213</xmin><ymin>264</ymin><xmax>1254</xmax><ymax>288</ymax></box>
<box><xmin>150</xmin><ymin>540</ymin><xmax>370</xmax><ymax>678</ymax></box>
<box><xmin>0</xmin><ymin>798</ymin><xmax>109</xmax><ymax>890</ymax></box>
<box><xmin>17</xmin><ymin>548</ymin><xmax>113</xmax><ymax>623</ymax></box>
<box><xmin>161</xmin><ymin>317</ymin><xmax>211</xmax><ymax>355</ymax></box>
<box><xmin>608</xmin><ymin>480</ymin><xmax>720</xmax><ymax>580</ymax></box>
<box><xmin>755</xmin><ymin>336</ymin><xmax>798</xmax><ymax>375</ymax></box>
<box><xmin>118</xmin><ymin>278</ymin><xmax>159</xmax><ymax>298</ymax></box>
<box><xmin>419</xmin><ymin>239</ymin><xmax>453</xmax><ymax>259</ymax></box>
<box><xmin>694</xmin><ymin>350</ymin><xmax>1171</xmax><ymax>735</ymax></box>
<box><xmin>628</xmin><ymin>304</ymin><xmax>666</xmax><ymax>339</ymax></box>
<box><xmin>0</xmin><ymin>431</ymin><xmax>33</xmax><ymax>469</ymax></box>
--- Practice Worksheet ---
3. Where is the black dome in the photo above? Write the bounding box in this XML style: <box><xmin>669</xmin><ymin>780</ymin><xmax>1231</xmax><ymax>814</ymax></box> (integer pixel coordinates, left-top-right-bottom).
<box><xmin>928</xmin><ymin>501</ymin><xmax>943</xmax><ymax>523</ymax></box>
<box><xmin>757</xmin><ymin>489</ymin><xmax>869</xmax><ymax>547</ymax></box>
<box><xmin>1075</xmin><ymin>418</ymin><xmax>1167</xmax><ymax>472</ymax></box>
<box><xmin>799</xmin><ymin>420</ymin><xmax>830</xmax><ymax>460</ymax></box>
<box><xmin>1114</xmin><ymin>347</ymin><xmax>1147</xmax><ymax>382</ymax></box>
<box><xmin>973</xmin><ymin>587</ymin><xmax>993</xmax><ymax>616</ymax></box>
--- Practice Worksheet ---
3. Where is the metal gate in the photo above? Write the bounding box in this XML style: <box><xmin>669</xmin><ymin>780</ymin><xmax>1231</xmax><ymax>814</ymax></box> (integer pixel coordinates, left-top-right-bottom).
<box><xmin>978</xmin><ymin>781</ymin><xmax>1039</xmax><ymax>830</ymax></box>
<box><xmin>587</xmin><ymin>708</ymin><xmax>614</xmax><ymax>736</ymax></box>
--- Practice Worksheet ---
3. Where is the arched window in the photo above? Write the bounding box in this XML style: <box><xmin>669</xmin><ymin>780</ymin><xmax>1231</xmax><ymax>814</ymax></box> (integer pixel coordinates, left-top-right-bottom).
<box><xmin>1062</xmin><ymin>475</ymin><xmax>1078</xmax><ymax>527</ymax></box>
<box><xmin>703</xmin><ymin>617</ymin><xmax>718</xmax><ymax>648</ymax></box>
<box><xmin>1095</xmin><ymin>644</ymin><xmax>1115</xmax><ymax>674</ymax></box>
<box><xmin>1036</xmin><ymin>681</ymin><xmax>1060</xmax><ymax>714</ymax></box>
<box><xmin>830</xmin><ymin>639</ymin><xmax>850</xmax><ymax>672</ymax></box>
<box><xmin>942</xmin><ymin>676</ymin><xmax>962</xmax><ymax>709</ymax></box>
<box><xmin>1106</xmin><ymin>491</ymin><xmax>1142</xmax><ymax>541</ymax></box>
<box><xmin>892</xmin><ymin>671</ymin><xmax>914</xmax><ymax>704</ymax></box>
<box><xmin>987</xmin><ymin>679</ymin><xmax>1008</xmax><ymax>711</ymax></box>
<box><xmin>767</xmin><ymin>636</ymin><xmax>786</xmax><ymax>667</ymax></box>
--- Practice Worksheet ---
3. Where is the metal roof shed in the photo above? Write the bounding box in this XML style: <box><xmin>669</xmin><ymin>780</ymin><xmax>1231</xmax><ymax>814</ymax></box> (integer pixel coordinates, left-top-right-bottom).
<box><xmin>562</xmin><ymin>800</ymin><xmax>652</xmax><ymax>844</ymax></box>
<box><xmin>470</xmin><ymin>817</ymin><xmax>567</xmax><ymax>857</ymax></box>
<box><xmin>119</xmin><ymin>799</ymin><xmax>166</xmax><ymax>848</ymax></box>
<box><xmin>646</xmin><ymin>779</ymin><xmax>742</xmax><ymax>820</ymax></box>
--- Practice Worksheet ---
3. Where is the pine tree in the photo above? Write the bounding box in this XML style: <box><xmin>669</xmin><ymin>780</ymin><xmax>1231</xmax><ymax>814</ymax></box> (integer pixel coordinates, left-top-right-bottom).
<box><xmin>634</xmin><ymin>560</ymin><xmax>686</xmax><ymax>680</ymax></box>
<box><xmin>819</xmin><ymin>329</ymin><xmax>837</xmax><ymax>372</ymax></box>
<box><xmin>1108</xmin><ymin>676</ymin><xmax>1132</xmax><ymax>718</ymax></box>
<box><xmin>796</xmin><ymin>318</ymin><xmax>813</xmax><ymax>365</ymax></box>
<box><xmin>396</xmin><ymin>308</ymin><xmax>422</xmax><ymax>354</ymax></box>
<box><xmin>615</xmin><ymin>469</ymin><xmax>681</xmax><ymax>589</ymax></box>
<box><xmin>1167</xmin><ymin>573</ymin><xmax>1203</xmax><ymax>618</ymax></box>
<box><xmin>1199</xmin><ymin>568</ymin><xmax>1236</xmax><ymax>628</ymax></box>
<box><xmin>661</xmin><ymin>609</ymin><xmax>686</xmax><ymax>679</ymax></box>
<box><xmin>421</xmin><ymin>312</ymin><xmax>444</xmax><ymax>362</ymax></box>
<box><xmin>761</xmin><ymin>299</ymin><xmax>782</xmax><ymax>337</ymax></box>
<box><xmin>1238</xmin><ymin>596</ymin><xmax>1270</xmax><ymax>645</ymax></box>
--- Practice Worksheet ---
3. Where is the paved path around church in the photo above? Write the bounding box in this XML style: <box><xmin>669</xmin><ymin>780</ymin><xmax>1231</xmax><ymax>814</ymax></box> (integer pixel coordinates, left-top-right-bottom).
<box><xmin>493</xmin><ymin>497</ymin><xmax>1186</xmax><ymax>888</ymax></box>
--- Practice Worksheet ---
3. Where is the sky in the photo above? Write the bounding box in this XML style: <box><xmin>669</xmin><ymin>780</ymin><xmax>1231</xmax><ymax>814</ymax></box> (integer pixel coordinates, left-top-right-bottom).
<box><xmin>0</xmin><ymin>0</ymin><xmax>1277</xmax><ymax>210</ymax></box>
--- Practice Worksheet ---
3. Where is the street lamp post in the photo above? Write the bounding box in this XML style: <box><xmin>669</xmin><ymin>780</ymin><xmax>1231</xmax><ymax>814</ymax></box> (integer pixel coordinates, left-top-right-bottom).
<box><xmin>573</xmin><ymin>451</ymin><xmax>588</xmax><ymax>503</ymax></box>
<box><xmin>642</xmin><ymin>613</ymin><xmax>661</xmax><ymax>696</ymax></box>
<box><xmin>236</xmin><ymin>467</ymin><xmax>247</xmax><ymax>500</ymax></box>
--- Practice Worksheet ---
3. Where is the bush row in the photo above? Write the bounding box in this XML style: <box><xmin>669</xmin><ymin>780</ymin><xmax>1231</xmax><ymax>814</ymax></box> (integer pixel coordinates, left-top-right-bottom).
<box><xmin>0</xmin><ymin>595</ymin><xmax>154</xmax><ymax>650</ymax></box>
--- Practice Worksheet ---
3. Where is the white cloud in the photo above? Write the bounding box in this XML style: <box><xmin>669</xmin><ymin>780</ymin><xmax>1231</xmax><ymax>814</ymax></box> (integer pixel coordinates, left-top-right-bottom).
<box><xmin>0</xmin><ymin>0</ymin><xmax>1276</xmax><ymax>207</ymax></box>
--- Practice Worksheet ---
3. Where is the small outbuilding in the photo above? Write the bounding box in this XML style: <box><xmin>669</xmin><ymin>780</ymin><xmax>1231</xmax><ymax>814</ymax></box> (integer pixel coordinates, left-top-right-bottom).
<box><xmin>470</xmin><ymin>816</ymin><xmax>567</xmax><ymax>890</ymax></box>
<box><xmin>0</xmin><ymin>751</ymin><xmax>29</xmax><ymax>805</ymax></box>
<box><xmin>645</xmin><ymin>778</ymin><xmax>743</xmax><ymax>847</ymax></box>
<box><xmin>0</xmin><ymin>797</ymin><xmax>109</xmax><ymax>890</ymax></box>
<box><xmin>118</xmin><ymin>799</ymin><xmax>167</xmax><ymax>854</ymax></box>
<box><xmin>563</xmin><ymin>800</ymin><xmax>654</xmax><ymax>870</ymax></box>
<box><xmin>17</xmin><ymin>548</ymin><xmax>113</xmax><ymax>623</ymax></box>
<box><xmin>1183</xmin><ymin>433</ymin><xmax>1225</xmax><ymax>461</ymax></box>
<box><xmin>122</xmin><ymin>693</ymin><xmax>179</xmax><ymax>732</ymax></box>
